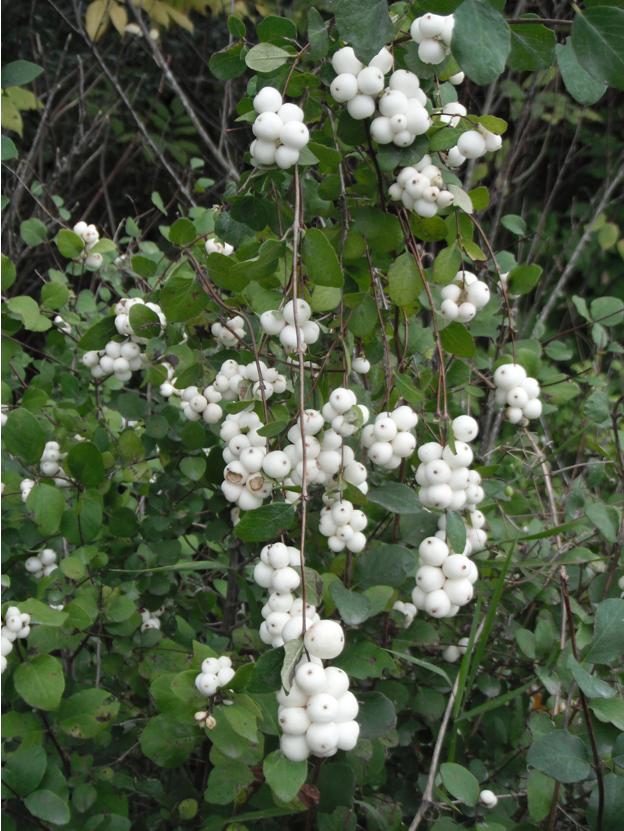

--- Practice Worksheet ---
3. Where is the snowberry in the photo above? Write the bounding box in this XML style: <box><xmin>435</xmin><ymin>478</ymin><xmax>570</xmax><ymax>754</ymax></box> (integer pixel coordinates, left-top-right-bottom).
<box><xmin>419</xmin><ymin>39</ymin><xmax>446</xmax><ymax>65</ymax></box>
<box><xmin>419</xmin><ymin>537</ymin><xmax>449</xmax><ymax>567</ymax></box>
<box><xmin>306</xmin><ymin>722</ymin><xmax>338</xmax><ymax>754</ymax></box>
<box><xmin>336</xmin><ymin>720</ymin><xmax>360</xmax><ymax>751</ymax></box>
<box><xmin>304</xmin><ymin>620</ymin><xmax>345</xmax><ymax>659</ymax></box>
<box><xmin>379</xmin><ymin>89</ymin><xmax>409</xmax><ymax>117</ymax></box>
<box><xmin>452</xmin><ymin>415</ymin><xmax>479</xmax><ymax>442</ymax></box>
<box><xmin>357</xmin><ymin>66</ymin><xmax>385</xmax><ymax>95</ymax></box>
<box><xmin>330</xmin><ymin>73</ymin><xmax>359</xmax><ymax>103</ymax></box>
<box><xmin>332</xmin><ymin>46</ymin><xmax>364</xmax><ymax>76</ymax></box>
<box><xmin>457</xmin><ymin>130</ymin><xmax>486</xmax><ymax>159</ymax></box>
<box><xmin>418</xmin><ymin>442</ymin><xmax>443</xmax><ymax>463</ymax></box>
<box><xmin>281</xmin><ymin>733</ymin><xmax>310</xmax><ymax>761</ymax></box>
<box><xmin>347</xmin><ymin>94</ymin><xmax>376</xmax><ymax>120</ymax></box>
<box><xmin>295</xmin><ymin>662</ymin><xmax>327</xmax><ymax>696</ymax></box>
<box><xmin>427</xmin><ymin>483</ymin><xmax>454</xmax><ymax>509</ymax></box>
<box><xmin>352</xmin><ymin>357</ymin><xmax>370</xmax><ymax>374</ymax></box>
<box><xmin>419</xmin><ymin>12</ymin><xmax>445</xmax><ymax>37</ymax></box>
<box><xmin>307</xmin><ymin>693</ymin><xmax>339</xmax><ymax>724</ymax></box>
<box><xmin>217</xmin><ymin>666</ymin><xmax>236</xmax><ymax>687</ymax></box>
<box><xmin>480</xmin><ymin>790</ymin><xmax>498</xmax><ymax>808</ymax></box>
<box><xmin>280</xmin><ymin>121</ymin><xmax>310</xmax><ymax>150</ymax></box>
<box><xmin>279</xmin><ymin>707</ymin><xmax>311</xmax><ymax>735</ymax></box>
<box><xmin>424</xmin><ymin>589</ymin><xmax>452</xmax><ymax>618</ymax></box>
<box><xmin>370</xmin><ymin>117</ymin><xmax>395</xmax><ymax>144</ymax></box>
<box><xmin>493</xmin><ymin>364</ymin><xmax>521</xmax><ymax>390</ymax></box>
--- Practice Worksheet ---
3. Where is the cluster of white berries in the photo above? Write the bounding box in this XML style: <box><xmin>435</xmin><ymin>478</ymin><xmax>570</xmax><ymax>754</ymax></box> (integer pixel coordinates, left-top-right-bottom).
<box><xmin>412</xmin><ymin>534</ymin><xmax>478</xmax><ymax>620</ymax></box>
<box><xmin>38</xmin><ymin>440</ymin><xmax>70</xmax><ymax>488</ymax></box>
<box><xmin>445</xmin><ymin>124</ymin><xmax>503</xmax><ymax>169</ymax></box>
<box><xmin>260</xmin><ymin>300</ymin><xmax>320</xmax><ymax>351</ymax></box>
<box><xmin>410</xmin><ymin>13</ymin><xmax>461</xmax><ymax>74</ymax></box>
<box><xmin>220</xmin><ymin>411</ymin><xmax>273</xmax><ymax>511</ymax></box>
<box><xmin>113</xmin><ymin>297</ymin><xmax>166</xmax><ymax>342</ymax></box>
<box><xmin>319</xmin><ymin>498</ymin><xmax>368</xmax><ymax>554</ymax></box>
<box><xmin>438</xmin><ymin>509</ymin><xmax>489</xmax><ymax>555</ymax></box>
<box><xmin>205</xmin><ymin>238</ymin><xmax>234</xmax><ymax>257</ymax></box>
<box><xmin>211</xmin><ymin>315</ymin><xmax>245</xmax><ymax>347</ymax></box>
<box><xmin>254</xmin><ymin>545</ymin><xmax>308</xmax><ymax>645</ymax></box>
<box><xmin>388</xmin><ymin>158</ymin><xmax>454</xmax><ymax>217</ymax></box>
<box><xmin>54</xmin><ymin>315</ymin><xmax>71</xmax><ymax>334</ymax></box>
<box><xmin>19</xmin><ymin>478</ymin><xmax>34</xmax><ymax>503</ymax></box>
<box><xmin>194</xmin><ymin>654</ymin><xmax>235</xmax><ymax>697</ymax></box>
<box><xmin>392</xmin><ymin>600</ymin><xmax>417</xmax><ymax>628</ymax></box>
<box><xmin>494</xmin><ymin>364</ymin><xmax>542</xmax><ymax>424</ymax></box>
<box><xmin>82</xmin><ymin>338</ymin><xmax>150</xmax><ymax>382</ymax></box>
<box><xmin>440</xmin><ymin>270</ymin><xmax>490</xmax><ymax>324</ymax></box>
<box><xmin>72</xmin><ymin>221</ymin><xmax>103</xmax><ymax>269</ymax></box>
<box><xmin>24</xmin><ymin>548</ymin><xmax>58</xmax><ymax>580</ymax></box>
<box><xmin>361</xmin><ymin>404</ymin><xmax>418</xmax><ymax>470</ymax></box>
<box><xmin>139</xmin><ymin>605</ymin><xmax>165</xmax><ymax>633</ymax></box>
<box><xmin>442</xmin><ymin>636</ymin><xmax>470</xmax><ymax>663</ymax></box>
<box><xmin>1</xmin><ymin>606</ymin><xmax>31</xmax><ymax>673</ymax></box>
<box><xmin>249</xmin><ymin>87</ymin><xmax>309</xmax><ymax>170</ymax></box>
<box><xmin>416</xmin><ymin>416</ymin><xmax>482</xmax><ymax>511</ymax></box>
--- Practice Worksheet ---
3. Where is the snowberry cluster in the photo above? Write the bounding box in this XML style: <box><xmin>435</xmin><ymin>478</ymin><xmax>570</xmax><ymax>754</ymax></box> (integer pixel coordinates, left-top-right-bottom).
<box><xmin>440</xmin><ymin>270</ymin><xmax>490</xmax><ymax>324</ymax></box>
<box><xmin>205</xmin><ymin>238</ymin><xmax>234</xmax><ymax>257</ymax></box>
<box><xmin>319</xmin><ymin>498</ymin><xmax>368</xmax><ymax>554</ymax></box>
<box><xmin>387</xmin><ymin>158</ymin><xmax>454</xmax><ymax>217</ymax></box>
<box><xmin>412</xmin><ymin>533</ymin><xmax>478</xmax><ymax>619</ymax></box>
<box><xmin>249</xmin><ymin>87</ymin><xmax>309</xmax><ymax>170</ymax></box>
<box><xmin>139</xmin><ymin>605</ymin><xmax>165</xmax><ymax>633</ymax></box>
<box><xmin>393</xmin><ymin>600</ymin><xmax>417</xmax><ymax>628</ymax></box>
<box><xmin>410</xmin><ymin>13</ymin><xmax>461</xmax><ymax>73</ymax></box>
<box><xmin>24</xmin><ymin>548</ymin><xmax>58</xmax><ymax>580</ymax></box>
<box><xmin>38</xmin><ymin>440</ymin><xmax>70</xmax><ymax>488</ymax></box>
<box><xmin>444</xmin><ymin>125</ymin><xmax>503</xmax><ymax>168</ymax></box>
<box><xmin>442</xmin><ymin>636</ymin><xmax>470</xmax><ymax>663</ymax></box>
<box><xmin>54</xmin><ymin>315</ymin><xmax>71</xmax><ymax>334</ymax></box>
<box><xmin>113</xmin><ymin>297</ymin><xmax>166</xmax><ymax>342</ymax></box>
<box><xmin>72</xmin><ymin>221</ymin><xmax>103</xmax><ymax>269</ymax></box>
<box><xmin>19</xmin><ymin>478</ymin><xmax>34</xmax><ymax>503</ymax></box>
<box><xmin>82</xmin><ymin>338</ymin><xmax>150</xmax><ymax>382</ymax></box>
<box><xmin>260</xmin><ymin>300</ymin><xmax>320</xmax><ymax>351</ymax></box>
<box><xmin>438</xmin><ymin>509</ymin><xmax>489</xmax><ymax>555</ymax></box>
<box><xmin>211</xmin><ymin>315</ymin><xmax>245</xmax><ymax>347</ymax></box>
<box><xmin>194</xmin><ymin>654</ymin><xmax>236</xmax><ymax>697</ymax></box>
<box><xmin>220</xmin><ymin>411</ymin><xmax>274</xmax><ymax>512</ymax></box>
<box><xmin>416</xmin><ymin>416</ymin><xmax>483</xmax><ymax>511</ymax></box>
<box><xmin>493</xmin><ymin>363</ymin><xmax>542</xmax><ymax>424</ymax></box>
<box><xmin>1</xmin><ymin>606</ymin><xmax>31</xmax><ymax>673</ymax></box>
<box><xmin>361</xmin><ymin>404</ymin><xmax>418</xmax><ymax>470</ymax></box>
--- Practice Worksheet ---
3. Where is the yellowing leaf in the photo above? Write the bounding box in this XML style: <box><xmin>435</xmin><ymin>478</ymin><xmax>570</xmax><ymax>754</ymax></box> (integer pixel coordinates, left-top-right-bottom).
<box><xmin>163</xmin><ymin>4</ymin><xmax>194</xmax><ymax>31</ymax></box>
<box><xmin>1</xmin><ymin>97</ymin><xmax>23</xmax><ymax>136</ymax></box>
<box><xmin>148</xmin><ymin>0</ymin><xmax>172</xmax><ymax>26</ymax></box>
<box><xmin>5</xmin><ymin>87</ymin><xmax>38</xmax><ymax>111</ymax></box>
<box><xmin>109</xmin><ymin>1</ymin><xmax>129</xmax><ymax>34</ymax></box>
<box><xmin>86</xmin><ymin>0</ymin><xmax>110</xmax><ymax>40</ymax></box>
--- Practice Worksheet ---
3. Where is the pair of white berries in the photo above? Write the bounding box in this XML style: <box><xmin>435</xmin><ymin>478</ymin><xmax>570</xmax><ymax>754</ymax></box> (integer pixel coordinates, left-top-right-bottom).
<box><xmin>259</xmin><ymin>299</ymin><xmax>320</xmax><ymax>351</ymax></box>
<box><xmin>393</xmin><ymin>600</ymin><xmax>417</xmax><ymax>628</ymax></box>
<box><xmin>205</xmin><ymin>238</ymin><xmax>234</xmax><ymax>257</ymax></box>
<box><xmin>1</xmin><ymin>606</ymin><xmax>31</xmax><ymax>673</ymax></box>
<box><xmin>72</xmin><ymin>221</ymin><xmax>103</xmax><ymax>269</ymax></box>
<box><xmin>195</xmin><ymin>654</ymin><xmax>235</xmax><ymax>697</ymax></box>
<box><xmin>278</xmin><ymin>661</ymin><xmax>358</xmax><ymax>761</ymax></box>
<box><xmin>361</xmin><ymin>405</ymin><xmax>419</xmax><ymax>470</ymax></box>
<box><xmin>440</xmin><ymin>270</ymin><xmax>491</xmax><ymax>324</ymax></box>
<box><xmin>388</xmin><ymin>158</ymin><xmax>454</xmax><ymax>217</ymax></box>
<box><xmin>444</xmin><ymin>124</ymin><xmax>503</xmax><ymax>168</ymax></box>
<box><xmin>24</xmin><ymin>548</ymin><xmax>58</xmax><ymax>580</ymax></box>
<box><xmin>410</xmin><ymin>13</ymin><xmax>461</xmax><ymax>74</ymax></box>
<box><xmin>249</xmin><ymin>87</ymin><xmax>309</xmax><ymax>170</ymax></box>
<box><xmin>38</xmin><ymin>440</ymin><xmax>69</xmax><ymax>488</ymax></box>
<box><xmin>442</xmin><ymin>636</ymin><xmax>470</xmax><ymax>663</ymax></box>
<box><xmin>82</xmin><ymin>338</ymin><xmax>149</xmax><ymax>382</ymax></box>
<box><xmin>139</xmin><ymin>605</ymin><xmax>165</xmax><ymax>633</ymax></box>
<box><xmin>493</xmin><ymin>363</ymin><xmax>542</xmax><ymax>424</ymax></box>
<box><xmin>211</xmin><ymin>315</ymin><xmax>244</xmax><ymax>346</ymax></box>
<box><xmin>319</xmin><ymin>498</ymin><xmax>368</xmax><ymax>554</ymax></box>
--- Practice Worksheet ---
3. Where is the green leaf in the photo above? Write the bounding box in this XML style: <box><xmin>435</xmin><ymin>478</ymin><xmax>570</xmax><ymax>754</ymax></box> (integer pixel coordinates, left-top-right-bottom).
<box><xmin>210</xmin><ymin>43</ymin><xmax>247</xmax><ymax>81</ymax></box>
<box><xmin>227</xmin><ymin>14</ymin><xmax>245</xmax><ymax>39</ymax></box>
<box><xmin>169</xmin><ymin>218</ymin><xmax>197</xmax><ymax>246</ymax></box>
<box><xmin>334</xmin><ymin>641</ymin><xmax>394</xmax><ymax>680</ymax></box>
<box><xmin>66</xmin><ymin>441</ymin><xmax>105</xmax><ymax>487</ymax></box>
<box><xmin>393</xmin><ymin>372</ymin><xmax>426</xmax><ymax>407</ymax></box>
<box><xmin>245</xmin><ymin>43</ymin><xmax>290</xmax><ymax>73</ymax></box>
<box><xmin>308</xmin><ymin>8</ymin><xmax>328</xmax><ymax>60</ymax></box>
<box><xmin>56</xmin><ymin>229</ymin><xmax>84</xmax><ymax>259</ymax></box>
<box><xmin>317</xmin><ymin>763</ymin><xmax>356</xmax><ymax>813</ymax></box>
<box><xmin>356</xmin><ymin>691</ymin><xmax>396</xmax><ymax>739</ymax></box>
<box><xmin>20</xmin><ymin>218</ymin><xmax>47</xmax><ymax>246</ymax></box>
<box><xmin>310</xmin><ymin>285</ymin><xmax>341</xmax><ymax>312</ymax></box>
<box><xmin>501</xmin><ymin>214</ymin><xmax>527</xmax><ymax>235</ymax></box>
<box><xmin>1</xmin><ymin>135</ymin><xmax>18</xmax><ymax>161</ymax></box>
<box><xmin>590</xmin><ymin>296</ymin><xmax>624</xmax><ymax>326</ymax></box>
<box><xmin>347</xmin><ymin>294</ymin><xmax>378</xmax><ymax>337</ymax></box>
<box><xmin>410</xmin><ymin>213</ymin><xmax>449</xmax><ymax>242</ymax></box>
<box><xmin>159</xmin><ymin>273</ymin><xmax>209</xmax><ymax>322</ymax></box>
<box><xmin>230</xmin><ymin>196</ymin><xmax>268</xmax><ymax>232</ymax></box>
<box><xmin>527</xmin><ymin>770</ymin><xmax>556</xmax><ymax>823</ymax></box>
<box><xmin>77</xmin><ymin>315</ymin><xmax>117</xmax><ymax>350</ymax></box>
<box><xmin>140</xmin><ymin>715</ymin><xmax>198</xmax><ymax>768</ymax></box>
<box><xmin>131</xmin><ymin>254</ymin><xmax>158</xmax><ymax>278</ymax></box>
<box><xmin>281</xmin><ymin>639</ymin><xmax>303</xmax><ymax>691</ymax></box>
<box><xmin>2</xmin><ymin>60</ymin><xmax>44</xmax><ymax>88</ymax></box>
<box><xmin>440</xmin><ymin>322</ymin><xmax>476</xmax><ymax>358</ymax></box>
<box><xmin>527</xmin><ymin>730</ymin><xmax>590</xmax><ymax>783</ymax></box>
<box><xmin>587</xmin><ymin>773</ymin><xmax>624</xmax><ymax>831</ymax></box>
<box><xmin>87</xmin><ymin>238</ymin><xmax>116</xmax><ymax>255</ymax></box>
<box><xmin>508</xmin><ymin>23</ymin><xmax>556</xmax><ymax>71</ymax></box>
<box><xmin>583</xmin><ymin>599</ymin><xmax>624</xmax><ymax>664</ymax></box>
<box><xmin>6</xmin><ymin>295</ymin><xmax>51</xmax><ymax>331</ymax></box>
<box><xmin>58</xmin><ymin>689</ymin><xmax>120</xmax><ymax>738</ymax></box>
<box><xmin>307</xmin><ymin>141</ymin><xmax>341</xmax><ymax>168</ymax></box>
<box><xmin>235</xmin><ymin>503</ymin><xmax>296</xmax><ymax>542</ymax></box>
<box><xmin>590</xmin><ymin>697</ymin><xmax>624</xmax><ymax>731</ymax></box>
<box><xmin>256</xmin><ymin>420</ymin><xmax>289</xmax><ymax>438</ymax></box>
<box><xmin>127</xmin><ymin>303</ymin><xmax>160</xmax><ymax>340</ymax></box>
<box><xmin>180</xmin><ymin>456</ymin><xmax>206</xmax><ymax>481</ymax></box>
<box><xmin>451</xmin><ymin>0</ymin><xmax>511</xmax><ymax>85</ymax></box>
<box><xmin>258</xmin><ymin>15</ymin><xmax>297</xmax><ymax>44</ymax></box>
<box><xmin>368</xmin><ymin>483</ymin><xmax>420</xmax><ymax>514</ymax></box>
<box><xmin>376</xmin><ymin>136</ymin><xmax>430</xmax><ymax>172</ymax></box>
<box><xmin>433</xmin><ymin>242</ymin><xmax>461</xmax><ymax>284</ymax></box>
<box><xmin>445</xmin><ymin>510</ymin><xmax>467</xmax><ymax>554</ymax></box>
<box><xmin>26</xmin><ymin>484</ymin><xmax>66</xmax><ymax>536</ymax></box>
<box><xmin>440</xmin><ymin>762</ymin><xmax>480</xmax><ymax>806</ymax></box>
<box><xmin>516</xmin><ymin>628</ymin><xmax>537</xmax><ymax>659</ymax></box>
<box><xmin>19</xmin><ymin>598</ymin><xmax>68</xmax><ymax>627</ymax></box>
<box><xmin>584</xmin><ymin>391</ymin><xmax>610</xmax><ymax>424</ymax></box>
<box><xmin>571</xmin><ymin>7</ymin><xmax>624</xmax><ymax>90</ymax></box>
<box><xmin>205</xmin><ymin>758</ymin><xmax>255</xmax><ymax>805</ymax></box>
<box><xmin>556</xmin><ymin>38</ymin><xmax>607</xmax><ymax>105</ymax></box>
<box><xmin>329</xmin><ymin>582</ymin><xmax>372</xmax><ymax>625</ymax></box>
<box><xmin>263</xmin><ymin>750</ymin><xmax>307</xmax><ymax>803</ymax></box>
<box><xmin>387</xmin><ymin>253</ymin><xmax>423</xmax><ymax>307</ymax></box>
<box><xmin>247</xmin><ymin>647</ymin><xmax>285</xmax><ymax>694</ymax></box>
<box><xmin>223</xmin><ymin>703</ymin><xmax>258</xmax><ymax>742</ymax></box>
<box><xmin>354</xmin><ymin>544</ymin><xmax>415</xmax><ymax>589</ymax></box>
<box><xmin>41</xmin><ymin>282</ymin><xmax>69</xmax><ymax>310</ymax></box>
<box><xmin>14</xmin><ymin>655</ymin><xmax>65</xmax><ymax>710</ymax></box>
<box><xmin>3</xmin><ymin>407</ymin><xmax>45</xmax><ymax>464</ymax></box>
<box><xmin>353</xmin><ymin>208</ymin><xmax>403</xmax><ymax>253</ymax></box>
<box><xmin>566</xmin><ymin>655</ymin><xmax>615</xmax><ymax>699</ymax></box>
<box><xmin>1</xmin><ymin>252</ymin><xmax>17</xmax><ymax>289</ymax></box>
<box><xmin>302</xmin><ymin>228</ymin><xmax>344</xmax><ymax>287</ymax></box>
<box><xmin>507</xmin><ymin>263</ymin><xmax>542</xmax><ymax>294</ymax></box>
<box><xmin>24</xmin><ymin>790</ymin><xmax>70</xmax><ymax>826</ymax></box>
<box><xmin>468</xmin><ymin>186</ymin><xmax>490</xmax><ymax>210</ymax></box>
<box><xmin>585</xmin><ymin>503</ymin><xmax>619</xmax><ymax>544</ymax></box>
<box><xmin>3</xmin><ymin>746</ymin><xmax>47</xmax><ymax>796</ymax></box>
<box><xmin>334</xmin><ymin>0</ymin><xmax>393</xmax><ymax>65</ymax></box>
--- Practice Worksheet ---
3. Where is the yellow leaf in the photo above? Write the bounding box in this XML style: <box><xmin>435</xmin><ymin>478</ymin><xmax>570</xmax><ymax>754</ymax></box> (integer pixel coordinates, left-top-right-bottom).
<box><xmin>148</xmin><ymin>0</ymin><xmax>171</xmax><ymax>26</ymax></box>
<box><xmin>5</xmin><ymin>87</ymin><xmax>38</xmax><ymax>111</ymax></box>
<box><xmin>162</xmin><ymin>4</ymin><xmax>193</xmax><ymax>31</ymax></box>
<box><xmin>86</xmin><ymin>0</ymin><xmax>110</xmax><ymax>41</ymax></box>
<box><xmin>109</xmin><ymin>1</ymin><xmax>128</xmax><ymax>34</ymax></box>
<box><xmin>1</xmin><ymin>98</ymin><xmax>23</xmax><ymax>136</ymax></box>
